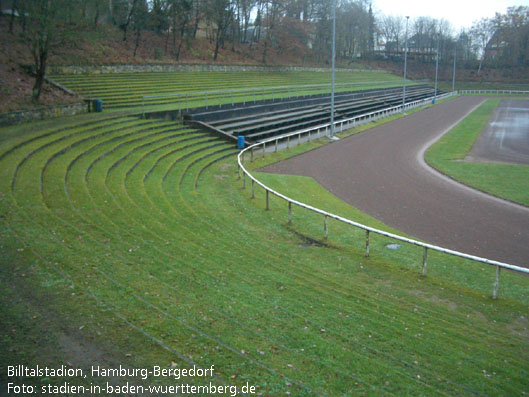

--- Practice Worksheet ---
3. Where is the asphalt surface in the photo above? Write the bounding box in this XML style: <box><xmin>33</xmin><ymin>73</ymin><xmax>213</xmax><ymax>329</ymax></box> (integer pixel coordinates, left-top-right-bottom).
<box><xmin>468</xmin><ymin>99</ymin><xmax>529</xmax><ymax>165</ymax></box>
<box><xmin>262</xmin><ymin>96</ymin><xmax>529</xmax><ymax>268</ymax></box>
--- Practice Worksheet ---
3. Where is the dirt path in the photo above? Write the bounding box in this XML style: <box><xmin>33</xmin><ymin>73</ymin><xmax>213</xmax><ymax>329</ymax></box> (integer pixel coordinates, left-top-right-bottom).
<box><xmin>261</xmin><ymin>96</ymin><xmax>529</xmax><ymax>268</ymax></box>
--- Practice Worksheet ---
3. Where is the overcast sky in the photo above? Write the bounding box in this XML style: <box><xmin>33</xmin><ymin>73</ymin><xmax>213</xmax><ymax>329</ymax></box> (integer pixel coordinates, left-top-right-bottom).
<box><xmin>372</xmin><ymin>0</ymin><xmax>529</xmax><ymax>31</ymax></box>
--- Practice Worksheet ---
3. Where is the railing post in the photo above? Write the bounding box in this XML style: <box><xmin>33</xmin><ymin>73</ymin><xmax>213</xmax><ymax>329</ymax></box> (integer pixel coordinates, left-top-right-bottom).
<box><xmin>251</xmin><ymin>180</ymin><xmax>255</xmax><ymax>199</ymax></box>
<box><xmin>251</xmin><ymin>147</ymin><xmax>254</xmax><ymax>162</ymax></box>
<box><xmin>266</xmin><ymin>190</ymin><xmax>270</xmax><ymax>211</ymax></box>
<box><xmin>298</xmin><ymin>133</ymin><xmax>301</xmax><ymax>146</ymax></box>
<box><xmin>493</xmin><ymin>266</ymin><xmax>501</xmax><ymax>299</ymax></box>
<box><xmin>263</xmin><ymin>142</ymin><xmax>266</xmax><ymax>159</ymax></box>
<box><xmin>422</xmin><ymin>247</ymin><xmax>428</xmax><ymax>276</ymax></box>
<box><xmin>288</xmin><ymin>201</ymin><xmax>292</xmax><ymax>224</ymax></box>
<box><xmin>275</xmin><ymin>139</ymin><xmax>278</xmax><ymax>152</ymax></box>
<box><xmin>324</xmin><ymin>215</ymin><xmax>328</xmax><ymax>239</ymax></box>
<box><xmin>238</xmin><ymin>164</ymin><xmax>241</xmax><ymax>180</ymax></box>
<box><xmin>365</xmin><ymin>230</ymin><xmax>370</xmax><ymax>257</ymax></box>
<box><xmin>287</xmin><ymin>136</ymin><xmax>290</xmax><ymax>149</ymax></box>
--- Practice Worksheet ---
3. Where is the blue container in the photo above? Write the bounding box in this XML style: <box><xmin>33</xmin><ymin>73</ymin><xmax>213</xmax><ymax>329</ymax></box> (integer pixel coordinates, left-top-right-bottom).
<box><xmin>237</xmin><ymin>135</ymin><xmax>245</xmax><ymax>149</ymax></box>
<box><xmin>431</xmin><ymin>99</ymin><xmax>436</xmax><ymax>105</ymax></box>
<box><xmin>94</xmin><ymin>99</ymin><xmax>103</xmax><ymax>112</ymax></box>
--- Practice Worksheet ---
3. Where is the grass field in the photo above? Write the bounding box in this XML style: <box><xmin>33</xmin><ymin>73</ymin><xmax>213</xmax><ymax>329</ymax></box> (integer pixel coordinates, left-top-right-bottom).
<box><xmin>1</xmin><ymin>72</ymin><xmax>528</xmax><ymax>395</ymax></box>
<box><xmin>50</xmin><ymin>70</ymin><xmax>406</xmax><ymax>110</ymax></box>
<box><xmin>426</xmin><ymin>97</ymin><xmax>529</xmax><ymax>206</ymax></box>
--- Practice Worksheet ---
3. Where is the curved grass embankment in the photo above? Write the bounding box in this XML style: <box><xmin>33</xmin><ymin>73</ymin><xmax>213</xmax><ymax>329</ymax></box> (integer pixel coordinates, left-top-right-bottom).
<box><xmin>0</xmin><ymin>100</ymin><xmax>528</xmax><ymax>395</ymax></box>
<box><xmin>425</xmin><ymin>97</ymin><xmax>529</xmax><ymax>207</ymax></box>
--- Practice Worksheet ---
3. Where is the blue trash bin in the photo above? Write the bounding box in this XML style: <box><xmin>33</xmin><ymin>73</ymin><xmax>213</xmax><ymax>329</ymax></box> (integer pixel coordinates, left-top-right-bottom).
<box><xmin>237</xmin><ymin>136</ymin><xmax>245</xmax><ymax>149</ymax></box>
<box><xmin>94</xmin><ymin>99</ymin><xmax>103</xmax><ymax>112</ymax></box>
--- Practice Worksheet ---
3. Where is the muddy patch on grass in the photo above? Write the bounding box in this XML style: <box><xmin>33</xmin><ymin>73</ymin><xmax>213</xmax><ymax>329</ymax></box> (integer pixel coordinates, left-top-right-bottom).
<box><xmin>508</xmin><ymin>316</ymin><xmax>529</xmax><ymax>338</ymax></box>
<box><xmin>409</xmin><ymin>289</ymin><xmax>458</xmax><ymax>311</ymax></box>
<box><xmin>218</xmin><ymin>162</ymin><xmax>235</xmax><ymax>172</ymax></box>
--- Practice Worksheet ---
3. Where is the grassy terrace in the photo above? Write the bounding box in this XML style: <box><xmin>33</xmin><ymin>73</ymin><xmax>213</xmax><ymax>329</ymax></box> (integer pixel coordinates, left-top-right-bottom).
<box><xmin>50</xmin><ymin>70</ymin><xmax>405</xmax><ymax>109</ymax></box>
<box><xmin>1</xmin><ymin>72</ymin><xmax>528</xmax><ymax>395</ymax></box>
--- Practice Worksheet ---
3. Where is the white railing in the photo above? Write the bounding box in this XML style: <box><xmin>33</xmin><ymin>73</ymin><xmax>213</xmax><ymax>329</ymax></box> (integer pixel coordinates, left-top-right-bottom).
<box><xmin>237</xmin><ymin>92</ymin><xmax>529</xmax><ymax>299</ymax></box>
<box><xmin>460</xmin><ymin>89</ymin><xmax>529</xmax><ymax>96</ymax></box>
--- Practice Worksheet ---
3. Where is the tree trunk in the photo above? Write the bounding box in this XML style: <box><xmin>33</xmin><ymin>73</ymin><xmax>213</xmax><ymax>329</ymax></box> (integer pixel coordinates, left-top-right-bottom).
<box><xmin>213</xmin><ymin>28</ymin><xmax>222</xmax><ymax>61</ymax></box>
<box><xmin>261</xmin><ymin>38</ymin><xmax>268</xmax><ymax>63</ymax></box>
<box><xmin>32</xmin><ymin>46</ymin><xmax>48</xmax><ymax>103</ymax></box>
<box><xmin>175</xmin><ymin>25</ymin><xmax>186</xmax><ymax>61</ymax></box>
<box><xmin>9</xmin><ymin>0</ymin><xmax>17</xmax><ymax>34</ymax></box>
<box><xmin>133</xmin><ymin>28</ymin><xmax>141</xmax><ymax>57</ymax></box>
<box><xmin>94</xmin><ymin>1</ymin><xmax>100</xmax><ymax>29</ymax></box>
<box><xmin>172</xmin><ymin>12</ymin><xmax>178</xmax><ymax>60</ymax></box>
<box><xmin>192</xmin><ymin>5</ymin><xmax>200</xmax><ymax>39</ymax></box>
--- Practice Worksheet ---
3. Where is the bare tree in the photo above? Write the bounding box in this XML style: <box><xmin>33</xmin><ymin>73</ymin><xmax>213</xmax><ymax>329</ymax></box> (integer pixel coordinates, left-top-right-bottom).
<box><xmin>205</xmin><ymin>0</ymin><xmax>234</xmax><ymax>61</ymax></box>
<box><xmin>168</xmin><ymin>0</ymin><xmax>193</xmax><ymax>60</ymax></box>
<box><xmin>378</xmin><ymin>14</ymin><xmax>404</xmax><ymax>54</ymax></box>
<box><xmin>21</xmin><ymin>0</ymin><xmax>82</xmax><ymax>102</ymax></box>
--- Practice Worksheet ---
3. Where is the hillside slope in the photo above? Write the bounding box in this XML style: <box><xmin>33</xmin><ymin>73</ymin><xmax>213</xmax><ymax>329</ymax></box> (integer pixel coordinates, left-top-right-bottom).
<box><xmin>0</xmin><ymin>17</ymin><xmax>329</xmax><ymax>113</ymax></box>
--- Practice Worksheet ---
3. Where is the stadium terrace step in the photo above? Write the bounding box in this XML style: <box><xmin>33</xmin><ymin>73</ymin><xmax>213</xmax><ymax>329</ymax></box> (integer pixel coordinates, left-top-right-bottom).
<box><xmin>182</xmin><ymin>85</ymin><xmax>442</xmax><ymax>144</ymax></box>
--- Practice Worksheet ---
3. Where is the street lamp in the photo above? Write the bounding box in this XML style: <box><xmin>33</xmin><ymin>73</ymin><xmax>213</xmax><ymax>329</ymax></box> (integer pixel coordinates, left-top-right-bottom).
<box><xmin>434</xmin><ymin>33</ymin><xmax>440</xmax><ymax>104</ymax></box>
<box><xmin>452</xmin><ymin>45</ymin><xmax>457</xmax><ymax>93</ymax></box>
<box><xmin>330</xmin><ymin>0</ymin><xmax>337</xmax><ymax>137</ymax></box>
<box><xmin>402</xmin><ymin>16</ymin><xmax>410</xmax><ymax>110</ymax></box>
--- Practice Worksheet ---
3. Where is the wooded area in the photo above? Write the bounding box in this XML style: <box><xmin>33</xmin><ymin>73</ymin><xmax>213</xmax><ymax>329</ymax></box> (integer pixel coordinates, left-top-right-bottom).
<box><xmin>4</xmin><ymin>0</ymin><xmax>529</xmax><ymax>102</ymax></box>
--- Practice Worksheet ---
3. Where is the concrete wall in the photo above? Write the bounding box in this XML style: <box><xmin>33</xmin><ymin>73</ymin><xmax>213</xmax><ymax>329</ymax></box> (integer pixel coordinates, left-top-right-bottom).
<box><xmin>46</xmin><ymin>64</ymin><xmax>385</xmax><ymax>75</ymax></box>
<box><xmin>0</xmin><ymin>103</ymin><xmax>89</xmax><ymax>127</ymax></box>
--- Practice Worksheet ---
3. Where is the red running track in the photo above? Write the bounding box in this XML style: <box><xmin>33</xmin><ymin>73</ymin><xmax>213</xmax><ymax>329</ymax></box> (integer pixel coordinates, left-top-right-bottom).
<box><xmin>261</xmin><ymin>96</ymin><xmax>529</xmax><ymax>269</ymax></box>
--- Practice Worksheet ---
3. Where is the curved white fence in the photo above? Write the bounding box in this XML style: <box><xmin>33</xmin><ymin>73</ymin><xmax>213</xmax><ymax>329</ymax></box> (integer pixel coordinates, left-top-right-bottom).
<box><xmin>237</xmin><ymin>92</ymin><xmax>529</xmax><ymax>299</ymax></box>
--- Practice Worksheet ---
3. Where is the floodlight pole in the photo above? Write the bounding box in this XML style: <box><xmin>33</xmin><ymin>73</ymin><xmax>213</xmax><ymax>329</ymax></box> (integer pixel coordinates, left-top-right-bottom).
<box><xmin>452</xmin><ymin>46</ymin><xmax>457</xmax><ymax>93</ymax></box>
<box><xmin>434</xmin><ymin>34</ymin><xmax>440</xmax><ymax>103</ymax></box>
<box><xmin>330</xmin><ymin>0</ymin><xmax>337</xmax><ymax>137</ymax></box>
<box><xmin>402</xmin><ymin>16</ymin><xmax>410</xmax><ymax>111</ymax></box>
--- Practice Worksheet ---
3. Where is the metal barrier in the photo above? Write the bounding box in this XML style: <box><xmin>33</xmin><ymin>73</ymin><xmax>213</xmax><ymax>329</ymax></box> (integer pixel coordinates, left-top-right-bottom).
<box><xmin>237</xmin><ymin>92</ymin><xmax>529</xmax><ymax>299</ymax></box>
<box><xmin>141</xmin><ymin>81</ymin><xmax>417</xmax><ymax>117</ymax></box>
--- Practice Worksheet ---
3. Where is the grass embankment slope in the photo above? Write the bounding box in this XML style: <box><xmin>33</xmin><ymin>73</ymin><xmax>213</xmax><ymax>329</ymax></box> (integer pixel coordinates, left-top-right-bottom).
<box><xmin>1</xmin><ymin>86</ymin><xmax>528</xmax><ymax>395</ymax></box>
<box><xmin>426</xmin><ymin>97</ymin><xmax>529</xmax><ymax>206</ymax></box>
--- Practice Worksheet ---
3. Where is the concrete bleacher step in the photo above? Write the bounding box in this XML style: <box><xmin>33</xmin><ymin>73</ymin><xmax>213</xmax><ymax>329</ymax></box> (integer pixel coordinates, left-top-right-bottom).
<box><xmin>183</xmin><ymin>85</ymin><xmax>441</xmax><ymax>144</ymax></box>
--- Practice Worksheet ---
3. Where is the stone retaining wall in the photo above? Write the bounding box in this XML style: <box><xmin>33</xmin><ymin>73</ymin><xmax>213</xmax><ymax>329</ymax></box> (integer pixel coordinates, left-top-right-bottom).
<box><xmin>0</xmin><ymin>103</ymin><xmax>89</xmax><ymax>127</ymax></box>
<box><xmin>46</xmin><ymin>64</ymin><xmax>385</xmax><ymax>75</ymax></box>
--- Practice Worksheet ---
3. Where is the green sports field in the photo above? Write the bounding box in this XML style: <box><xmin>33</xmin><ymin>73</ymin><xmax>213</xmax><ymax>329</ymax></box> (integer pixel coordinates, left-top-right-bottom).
<box><xmin>1</xmin><ymin>71</ymin><xmax>528</xmax><ymax>395</ymax></box>
<box><xmin>426</xmin><ymin>97</ymin><xmax>529</xmax><ymax>207</ymax></box>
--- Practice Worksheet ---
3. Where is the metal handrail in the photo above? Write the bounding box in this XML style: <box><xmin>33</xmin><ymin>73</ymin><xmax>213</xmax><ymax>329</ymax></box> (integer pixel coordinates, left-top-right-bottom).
<box><xmin>237</xmin><ymin>92</ymin><xmax>529</xmax><ymax>300</ymax></box>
